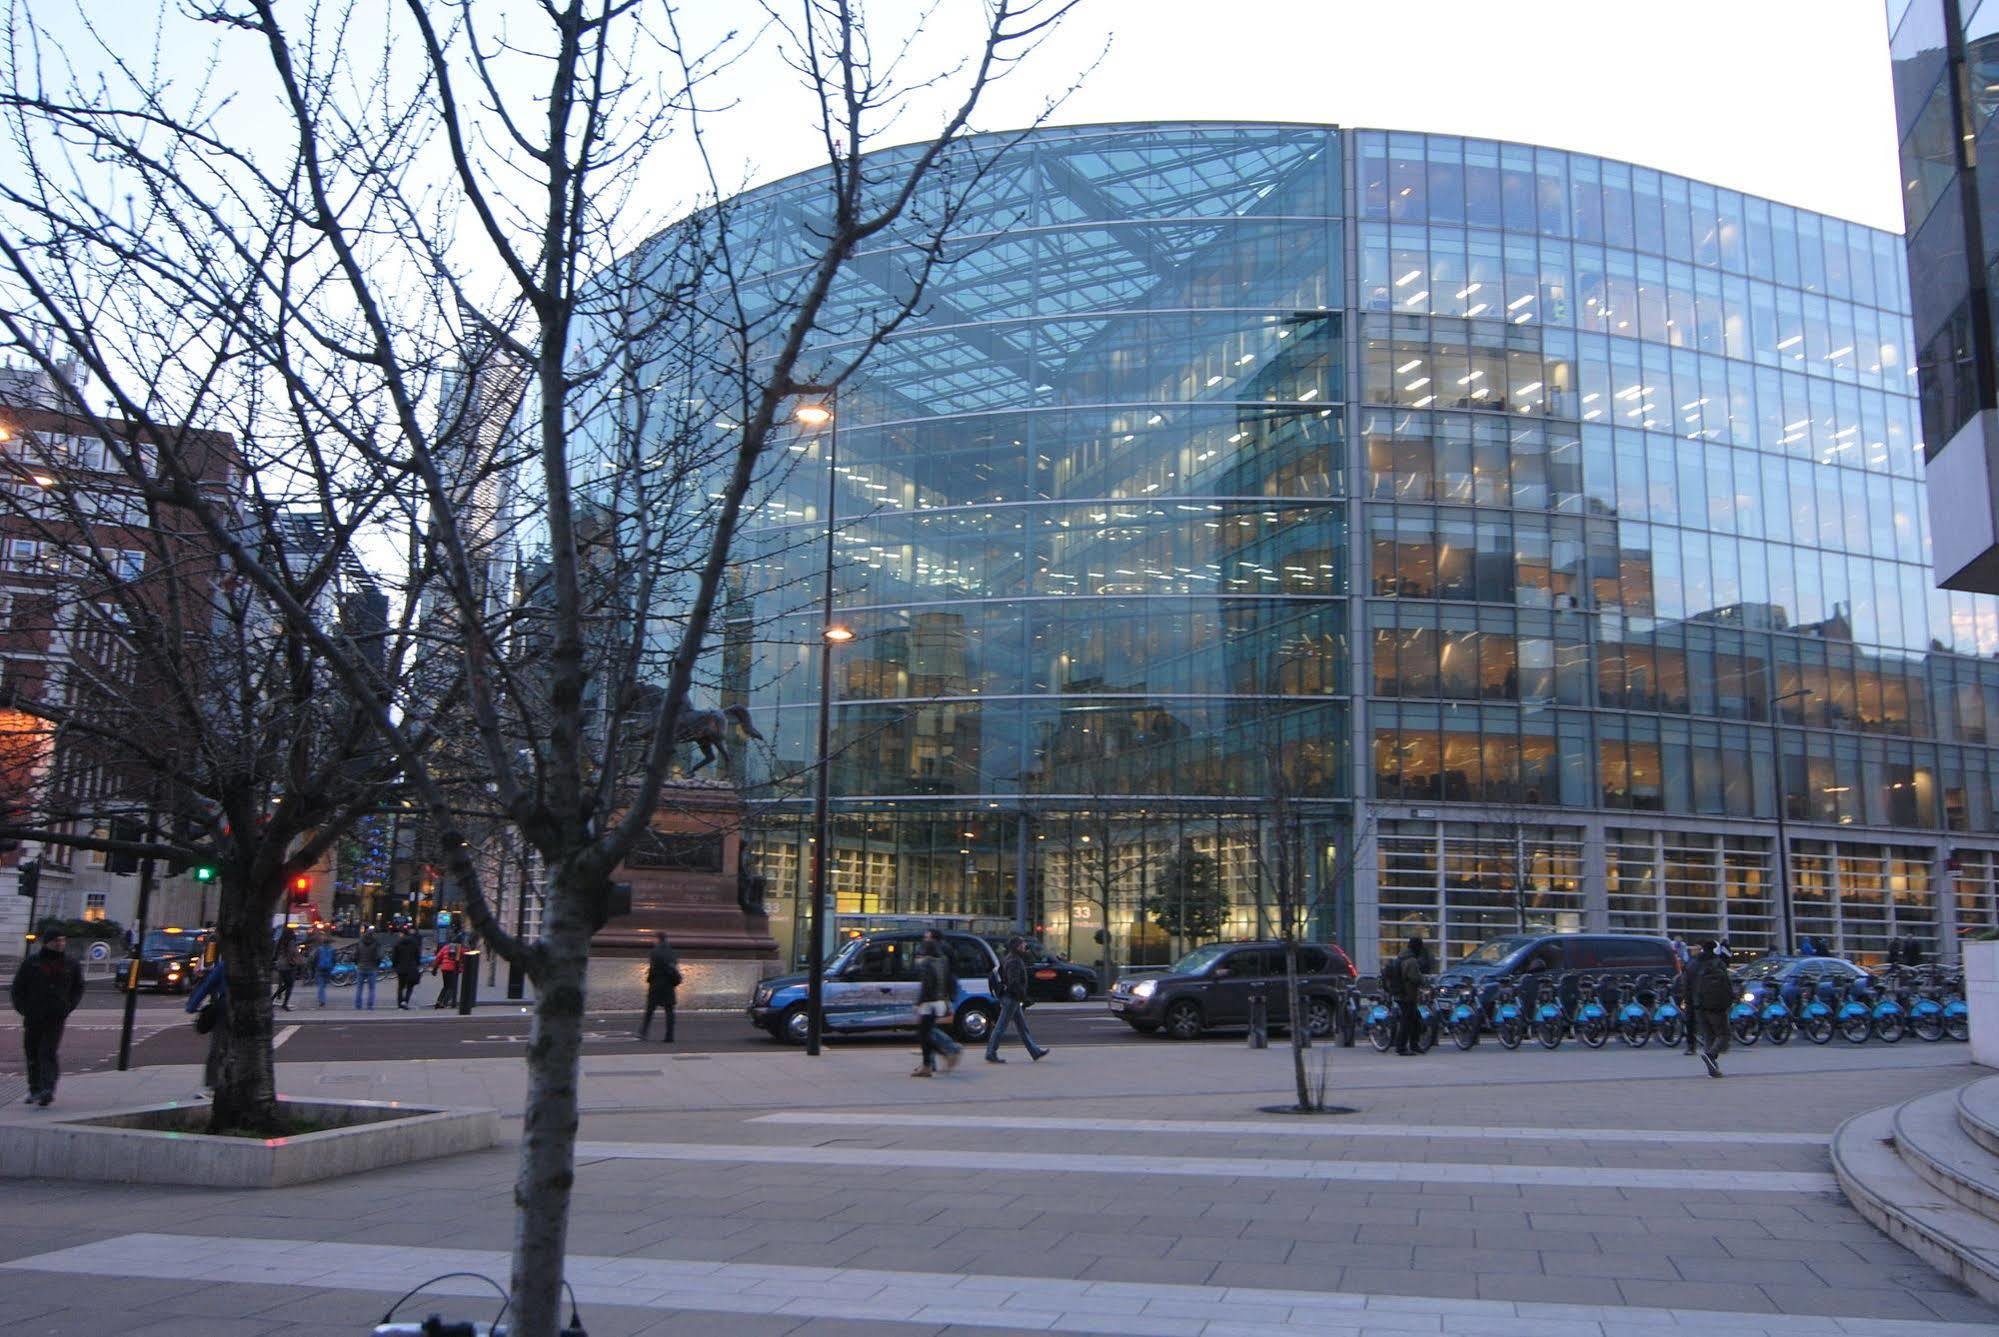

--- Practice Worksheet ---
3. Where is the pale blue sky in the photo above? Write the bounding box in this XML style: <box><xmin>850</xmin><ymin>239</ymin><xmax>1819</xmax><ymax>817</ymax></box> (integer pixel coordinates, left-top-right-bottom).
<box><xmin>705</xmin><ymin>0</ymin><xmax>1905</xmax><ymax>231</ymax></box>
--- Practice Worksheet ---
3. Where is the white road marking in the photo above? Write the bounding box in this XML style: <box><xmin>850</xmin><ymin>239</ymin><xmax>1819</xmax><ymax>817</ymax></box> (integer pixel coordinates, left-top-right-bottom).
<box><xmin>750</xmin><ymin>1110</ymin><xmax>1833</xmax><ymax>1146</ymax></box>
<box><xmin>270</xmin><ymin>1025</ymin><xmax>299</xmax><ymax>1050</ymax></box>
<box><xmin>572</xmin><ymin>1138</ymin><xmax>1839</xmax><ymax>1192</ymax></box>
<box><xmin>3</xmin><ymin>1233</ymin><xmax>1976</xmax><ymax>1336</ymax></box>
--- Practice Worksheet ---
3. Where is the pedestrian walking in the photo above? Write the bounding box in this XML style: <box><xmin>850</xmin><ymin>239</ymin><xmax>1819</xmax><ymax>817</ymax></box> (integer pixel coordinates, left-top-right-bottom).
<box><xmin>312</xmin><ymin>935</ymin><xmax>336</xmax><ymax>1007</ymax></box>
<box><xmin>984</xmin><ymin>935</ymin><xmax>1048</xmax><ymax>1063</ymax></box>
<box><xmin>353</xmin><ymin>928</ymin><xmax>381</xmax><ymax>1009</ymax></box>
<box><xmin>431</xmin><ymin>937</ymin><xmax>462</xmax><ymax>1009</ymax></box>
<box><xmin>10</xmin><ymin>930</ymin><xmax>84</xmax><ymax>1107</ymax></box>
<box><xmin>912</xmin><ymin>932</ymin><xmax>962</xmax><ymax>1076</ymax></box>
<box><xmin>1902</xmin><ymin>933</ymin><xmax>1925</xmax><ymax>968</ymax></box>
<box><xmin>272</xmin><ymin>928</ymin><xmax>298</xmax><ymax>1012</ymax></box>
<box><xmin>1385</xmin><ymin>934</ymin><xmax>1431</xmax><ymax>1056</ymax></box>
<box><xmin>186</xmin><ymin>959</ymin><xmax>230</xmax><ymax>1098</ymax></box>
<box><xmin>638</xmin><ymin>933</ymin><xmax>682</xmax><ymax>1043</ymax></box>
<box><xmin>1687</xmin><ymin>939</ymin><xmax>1734</xmax><ymax>1077</ymax></box>
<box><xmin>391</xmin><ymin>928</ymin><xmax>422</xmax><ymax>1008</ymax></box>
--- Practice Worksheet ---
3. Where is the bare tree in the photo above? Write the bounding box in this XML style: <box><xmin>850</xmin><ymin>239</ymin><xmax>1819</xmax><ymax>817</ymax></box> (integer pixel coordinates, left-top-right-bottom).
<box><xmin>0</xmin><ymin>372</ymin><xmax>408</xmax><ymax>1133</ymax></box>
<box><xmin>0</xmin><ymin>2</ymin><xmax>1084</xmax><ymax>1329</ymax></box>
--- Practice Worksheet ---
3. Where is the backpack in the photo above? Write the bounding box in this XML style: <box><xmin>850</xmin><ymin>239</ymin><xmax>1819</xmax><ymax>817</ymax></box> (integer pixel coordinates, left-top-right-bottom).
<box><xmin>1378</xmin><ymin>955</ymin><xmax>1403</xmax><ymax>995</ymax></box>
<box><xmin>1693</xmin><ymin>961</ymin><xmax>1732</xmax><ymax>1011</ymax></box>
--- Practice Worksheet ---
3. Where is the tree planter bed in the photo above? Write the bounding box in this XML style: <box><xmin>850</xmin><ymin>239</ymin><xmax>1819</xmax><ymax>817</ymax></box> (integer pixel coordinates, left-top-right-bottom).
<box><xmin>0</xmin><ymin>1098</ymin><xmax>499</xmax><ymax>1188</ymax></box>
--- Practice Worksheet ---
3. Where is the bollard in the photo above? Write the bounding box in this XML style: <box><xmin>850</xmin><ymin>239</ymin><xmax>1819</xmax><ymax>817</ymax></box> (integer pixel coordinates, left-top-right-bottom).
<box><xmin>1339</xmin><ymin>987</ymin><xmax>1357</xmax><ymax>1047</ymax></box>
<box><xmin>1247</xmin><ymin>990</ymin><xmax>1268</xmax><ymax>1048</ymax></box>
<box><xmin>457</xmin><ymin>948</ymin><xmax>480</xmax><ymax>1015</ymax></box>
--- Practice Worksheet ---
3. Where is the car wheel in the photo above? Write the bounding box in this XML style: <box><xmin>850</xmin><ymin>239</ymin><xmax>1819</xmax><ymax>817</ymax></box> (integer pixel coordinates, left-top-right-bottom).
<box><xmin>1163</xmin><ymin>999</ymin><xmax>1204</xmax><ymax>1040</ymax></box>
<box><xmin>954</xmin><ymin>1004</ymin><xmax>995</xmax><ymax>1044</ymax></box>
<box><xmin>1303</xmin><ymin>996</ymin><xmax>1336</xmax><ymax>1038</ymax></box>
<box><xmin>778</xmin><ymin>1004</ymin><xmax>811</xmax><ymax>1046</ymax></box>
<box><xmin>1068</xmin><ymin>981</ymin><xmax>1090</xmax><ymax>1002</ymax></box>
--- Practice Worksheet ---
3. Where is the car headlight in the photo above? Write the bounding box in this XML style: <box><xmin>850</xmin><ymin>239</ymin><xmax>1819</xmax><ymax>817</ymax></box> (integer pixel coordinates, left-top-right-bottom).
<box><xmin>1131</xmin><ymin>979</ymin><xmax>1157</xmax><ymax>999</ymax></box>
<box><xmin>753</xmin><ymin>985</ymin><xmax>773</xmax><ymax>1006</ymax></box>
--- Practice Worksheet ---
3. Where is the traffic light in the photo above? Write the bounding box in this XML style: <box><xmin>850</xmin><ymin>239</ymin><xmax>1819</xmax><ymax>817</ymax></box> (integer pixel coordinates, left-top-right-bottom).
<box><xmin>289</xmin><ymin>873</ymin><xmax>311</xmax><ymax>902</ymax></box>
<box><xmin>193</xmin><ymin>863</ymin><xmax>216</xmax><ymax>883</ymax></box>
<box><xmin>15</xmin><ymin>858</ymin><xmax>38</xmax><ymax>898</ymax></box>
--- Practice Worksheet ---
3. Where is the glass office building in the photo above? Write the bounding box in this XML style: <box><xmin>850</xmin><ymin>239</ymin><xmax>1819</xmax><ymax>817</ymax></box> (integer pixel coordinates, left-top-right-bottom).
<box><xmin>713</xmin><ymin>121</ymin><xmax>1999</xmax><ymax>972</ymax></box>
<box><xmin>1888</xmin><ymin>0</ymin><xmax>1999</xmax><ymax>591</ymax></box>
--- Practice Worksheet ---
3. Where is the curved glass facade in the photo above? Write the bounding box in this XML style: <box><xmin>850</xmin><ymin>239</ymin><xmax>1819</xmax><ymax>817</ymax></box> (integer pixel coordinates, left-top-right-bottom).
<box><xmin>711</xmin><ymin>122</ymin><xmax>1999</xmax><ymax>972</ymax></box>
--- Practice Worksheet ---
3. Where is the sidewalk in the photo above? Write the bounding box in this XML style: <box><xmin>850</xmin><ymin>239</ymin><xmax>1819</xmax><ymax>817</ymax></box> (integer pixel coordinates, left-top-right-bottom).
<box><xmin>1</xmin><ymin>1038</ymin><xmax>1996</xmax><ymax>1335</ymax></box>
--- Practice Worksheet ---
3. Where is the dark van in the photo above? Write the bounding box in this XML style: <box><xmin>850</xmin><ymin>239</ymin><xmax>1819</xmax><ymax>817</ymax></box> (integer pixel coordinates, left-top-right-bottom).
<box><xmin>1436</xmin><ymin>932</ymin><xmax>1680</xmax><ymax>1009</ymax></box>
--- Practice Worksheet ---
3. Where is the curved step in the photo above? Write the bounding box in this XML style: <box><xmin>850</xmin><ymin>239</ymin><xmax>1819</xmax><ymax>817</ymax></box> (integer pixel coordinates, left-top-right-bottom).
<box><xmin>1833</xmin><ymin>1104</ymin><xmax>1999</xmax><ymax>1306</ymax></box>
<box><xmin>1959</xmin><ymin>1074</ymin><xmax>1999</xmax><ymax>1160</ymax></box>
<box><xmin>1896</xmin><ymin>1087</ymin><xmax>1999</xmax><ymax>1221</ymax></box>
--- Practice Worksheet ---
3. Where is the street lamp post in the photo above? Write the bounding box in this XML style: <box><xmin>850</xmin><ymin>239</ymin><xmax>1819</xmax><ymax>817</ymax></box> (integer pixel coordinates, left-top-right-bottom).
<box><xmin>796</xmin><ymin>390</ymin><xmax>848</xmax><ymax>1057</ymax></box>
<box><xmin>1769</xmin><ymin>687</ymin><xmax>1811</xmax><ymax>955</ymax></box>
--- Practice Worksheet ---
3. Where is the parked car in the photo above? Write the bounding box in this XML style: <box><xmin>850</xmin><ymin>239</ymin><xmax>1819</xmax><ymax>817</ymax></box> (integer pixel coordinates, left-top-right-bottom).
<box><xmin>982</xmin><ymin>938</ymin><xmax>1099</xmax><ymax>1002</ymax></box>
<box><xmin>1435</xmin><ymin>932</ymin><xmax>1680</xmax><ymax>1011</ymax></box>
<box><xmin>750</xmin><ymin>929</ymin><xmax>1001</xmax><ymax>1045</ymax></box>
<box><xmin>111</xmin><ymin>927</ymin><xmax>213</xmax><ymax>994</ymax></box>
<box><xmin>1106</xmin><ymin>940</ymin><xmax>1355</xmax><ymax>1040</ymax></box>
<box><xmin>1734</xmin><ymin>953</ymin><xmax>1870</xmax><ymax>1009</ymax></box>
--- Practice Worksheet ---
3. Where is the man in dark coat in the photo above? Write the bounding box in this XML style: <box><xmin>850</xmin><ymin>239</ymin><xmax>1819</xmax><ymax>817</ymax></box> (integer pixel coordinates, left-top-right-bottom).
<box><xmin>390</xmin><ymin>929</ymin><xmax>422</xmax><ymax>1009</ymax></box>
<box><xmin>985</xmin><ymin>936</ymin><xmax>1049</xmax><ymax>1063</ymax></box>
<box><xmin>1386</xmin><ymin>935</ymin><xmax>1430</xmax><ymax>1056</ymax></box>
<box><xmin>1687</xmin><ymin>939</ymin><xmax>1734</xmax><ymax>1077</ymax></box>
<box><xmin>638</xmin><ymin>933</ymin><xmax>682</xmax><ymax>1043</ymax></box>
<box><xmin>11</xmin><ymin>931</ymin><xmax>84</xmax><ymax>1107</ymax></box>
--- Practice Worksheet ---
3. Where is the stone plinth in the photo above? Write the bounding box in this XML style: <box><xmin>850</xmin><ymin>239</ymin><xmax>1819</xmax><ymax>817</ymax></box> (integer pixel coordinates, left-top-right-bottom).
<box><xmin>0</xmin><ymin>1098</ymin><xmax>499</xmax><ymax>1188</ymax></box>
<box><xmin>1970</xmin><ymin>941</ymin><xmax>1999</xmax><ymax>1069</ymax></box>
<box><xmin>593</xmin><ymin>781</ymin><xmax>778</xmax><ymax>963</ymax></box>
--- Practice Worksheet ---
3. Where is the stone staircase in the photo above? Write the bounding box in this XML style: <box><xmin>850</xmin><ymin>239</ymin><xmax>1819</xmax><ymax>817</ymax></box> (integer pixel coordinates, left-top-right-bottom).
<box><xmin>1833</xmin><ymin>1072</ymin><xmax>1999</xmax><ymax>1303</ymax></box>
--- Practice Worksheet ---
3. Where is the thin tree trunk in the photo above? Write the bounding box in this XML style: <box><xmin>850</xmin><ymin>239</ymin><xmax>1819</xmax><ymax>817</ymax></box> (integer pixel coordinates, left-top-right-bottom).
<box><xmin>508</xmin><ymin>885</ymin><xmax>592</xmax><ymax>1337</ymax></box>
<box><xmin>1283</xmin><ymin>932</ymin><xmax>1312</xmax><ymax>1111</ymax></box>
<box><xmin>211</xmin><ymin>892</ymin><xmax>280</xmax><ymax>1134</ymax></box>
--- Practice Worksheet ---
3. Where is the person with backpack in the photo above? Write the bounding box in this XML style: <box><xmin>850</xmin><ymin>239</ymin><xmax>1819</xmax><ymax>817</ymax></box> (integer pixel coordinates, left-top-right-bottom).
<box><xmin>390</xmin><ymin>928</ymin><xmax>422</xmax><ymax>1008</ymax></box>
<box><xmin>11</xmin><ymin>929</ymin><xmax>84</xmax><ymax>1107</ymax></box>
<box><xmin>431</xmin><ymin>936</ymin><xmax>463</xmax><ymax>1009</ymax></box>
<box><xmin>912</xmin><ymin>932</ymin><xmax>962</xmax><ymax>1077</ymax></box>
<box><xmin>185</xmin><ymin>958</ymin><xmax>230</xmax><ymax>1098</ymax></box>
<box><xmin>1687</xmin><ymin>939</ymin><xmax>1734</xmax><ymax>1077</ymax></box>
<box><xmin>638</xmin><ymin>933</ymin><xmax>682</xmax><ymax>1043</ymax></box>
<box><xmin>312</xmin><ymin>935</ymin><xmax>336</xmax><ymax>1008</ymax></box>
<box><xmin>271</xmin><ymin>928</ymin><xmax>299</xmax><ymax>1012</ymax></box>
<box><xmin>353</xmin><ymin>928</ymin><xmax>382</xmax><ymax>1009</ymax></box>
<box><xmin>984</xmin><ymin>935</ymin><xmax>1049</xmax><ymax>1063</ymax></box>
<box><xmin>1383</xmin><ymin>935</ymin><xmax>1430</xmax><ymax>1056</ymax></box>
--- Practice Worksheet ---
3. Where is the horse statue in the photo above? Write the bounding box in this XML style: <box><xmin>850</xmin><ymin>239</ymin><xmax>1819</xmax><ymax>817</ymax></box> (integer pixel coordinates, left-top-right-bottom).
<box><xmin>673</xmin><ymin>704</ymin><xmax>764</xmax><ymax>776</ymax></box>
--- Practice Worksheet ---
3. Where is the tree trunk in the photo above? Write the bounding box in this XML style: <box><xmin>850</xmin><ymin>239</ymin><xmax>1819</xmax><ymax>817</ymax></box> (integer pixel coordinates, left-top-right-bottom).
<box><xmin>210</xmin><ymin>892</ymin><xmax>281</xmax><ymax>1135</ymax></box>
<box><xmin>1282</xmin><ymin>936</ymin><xmax>1312</xmax><ymax>1111</ymax></box>
<box><xmin>508</xmin><ymin>882</ymin><xmax>592</xmax><ymax>1337</ymax></box>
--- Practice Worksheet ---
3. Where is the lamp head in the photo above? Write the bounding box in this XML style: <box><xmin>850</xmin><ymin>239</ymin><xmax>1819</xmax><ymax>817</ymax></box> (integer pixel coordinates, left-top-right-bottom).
<box><xmin>795</xmin><ymin>403</ymin><xmax>833</xmax><ymax>427</ymax></box>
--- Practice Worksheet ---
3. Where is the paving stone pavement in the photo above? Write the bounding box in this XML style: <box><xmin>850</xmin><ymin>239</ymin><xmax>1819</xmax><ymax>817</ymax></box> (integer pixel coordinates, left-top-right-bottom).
<box><xmin>0</xmin><ymin>1035</ymin><xmax>1995</xmax><ymax>1333</ymax></box>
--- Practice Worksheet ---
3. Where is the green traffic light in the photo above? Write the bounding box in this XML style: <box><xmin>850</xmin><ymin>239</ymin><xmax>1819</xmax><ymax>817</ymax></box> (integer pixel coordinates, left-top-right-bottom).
<box><xmin>193</xmin><ymin>864</ymin><xmax>216</xmax><ymax>882</ymax></box>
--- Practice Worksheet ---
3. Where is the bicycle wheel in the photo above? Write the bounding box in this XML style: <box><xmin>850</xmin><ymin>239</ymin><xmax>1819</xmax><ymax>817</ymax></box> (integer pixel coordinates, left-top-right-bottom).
<box><xmin>1579</xmin><ymin>1014</ymin><xmax>1608</xmax><ymax>1049</ymax></box>
<box><xmin>1536</xmin><ymin>1018</ymin><xmax>1562</xmax><ymax>1050</ymax></box>
<box><xmin>1913</xmin><ymin>1012</ymin><xmax>1944</xmax><ymax>1042</ymax></box>
<box><xmin>1948</xmin><ymin>1014</ymin><xmax>1970</xmax><ymax>1042</ymax></box>
<box><xmin>1452</xmin><ymin>1016</ymin><xmax>1479</xmax><ymax>1051</ymax></box>
<box><xmin>1730</xmin><ymin>1014</ymin><xmax>1761</xmax><ymax>1047</ymax></box>
<box><xmin>1803</xmin><ymin>1015</ymin><xmax>1834</xmax><ymax>1045</ymax></box>
<box><xmin>1496</xmin><ymin>1017</ymin><xmax>1522</xmax><ymax>1050</ymax></box>
<box><xmin>1839</xmin><ymin>1014</ymin><xmax>1872</xmax><ymax>1044</ymax></box>
<box><xmin>1655</xmin><ymin>1015</ymin><xmax>1682</xmax><ymax>1048</ymax></box>
<box><xmin>1367</xmin><ymin>1019</ymin><xmax>1393</xmax><ymax>1053</ymax></box>
<box><xmin>1618</xmin><ymin>1015</ymin><xmax>1651</xmax><ymax>1048</ymax></box>
<box><xmin>1764</xmin><ymin>1015</ymin><xmax>1793</xmax><ymax>1046</ymax></box>
<box><xmin>1874</xmin><ymin>1014</ymin><xmax>1905</xmax><ymax>1044</ymax></box>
